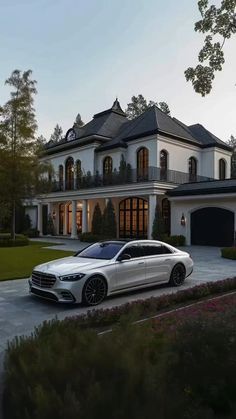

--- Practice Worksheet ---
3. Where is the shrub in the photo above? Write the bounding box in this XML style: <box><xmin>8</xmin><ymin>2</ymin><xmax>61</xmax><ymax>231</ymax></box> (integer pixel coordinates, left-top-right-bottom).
<box><xmin>165</xmin><ymin>235</ymin><xmax>186</xmax><ymax>246</ymax></box>
<box><xmin>152</xmin><ymin>204</ymin><xmax>167</xmax><ymax>240</ymax></box>
<box><xmin>22</xmin><ymin>228</ymin><xmax>40</xmax><ymax>238</ymax></box>
<box><xmin>3</xmin><ymin>298</ymin><xmax>236</xmax><ymax>419</ymax></box>
<box><xmin>221</xmin><ymin>247</ymin><xmax>236</xmax><ymax>260</ymax></box>
<box><xmin>91</xmin><ymin>203</ymin><xmax>103</xmax><ymax>235</ymax></box>
<box><xmin>0</xmin><ymin>234</ymin><xmax>29</xmax><ymax>247</ymax></box>
<box><xmin>79</xmin><ymin>232</ymin><xmax>104</xmax><ymax>242</ymax></box>
<box><xmin>102</xmin><ymin>199</ymin><xmax>117</xmax><ymax>238</ymax></box>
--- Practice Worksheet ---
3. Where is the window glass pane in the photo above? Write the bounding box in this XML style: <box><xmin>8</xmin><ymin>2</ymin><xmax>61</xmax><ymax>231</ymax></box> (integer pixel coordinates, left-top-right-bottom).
<box><xmin>78</xmin><ymin>242</ymin><xmax>123</xmax><ymax>259</ymax></box>
<box><xmin>142</xmin><ymin>245</ymin><xmax>163</xmax><ymax>256</ymax></box>
<box><xmin>161</xmin><ymin>245</ymin><xmax>172</xmax><ymax>254</ymax></box>
<box><xmin>122</xmin><ymin>245</ymin><xmax>143</xmax><ymax>259</ymax></box>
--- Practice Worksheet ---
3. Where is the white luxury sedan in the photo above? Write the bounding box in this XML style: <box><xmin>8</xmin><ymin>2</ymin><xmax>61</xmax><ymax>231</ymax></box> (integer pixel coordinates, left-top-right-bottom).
<box><xmin>29</xmin><ymin>240</ymin><xmax>193</xmax><ymax>306</ymax></box>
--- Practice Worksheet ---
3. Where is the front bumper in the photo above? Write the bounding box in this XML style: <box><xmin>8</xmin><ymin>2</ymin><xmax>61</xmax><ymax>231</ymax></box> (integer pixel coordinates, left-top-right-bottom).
<box><xmin>28</xmin><ymin>278</ymin><xmax>83</xmax><ymax>304</ymax></box>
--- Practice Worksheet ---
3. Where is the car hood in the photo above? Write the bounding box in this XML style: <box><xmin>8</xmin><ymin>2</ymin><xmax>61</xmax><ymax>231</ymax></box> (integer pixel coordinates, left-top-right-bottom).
<box><xmin>33</xmin><ymin>256</ymin><xmax>110</xmax><ymax>276</ymax></box>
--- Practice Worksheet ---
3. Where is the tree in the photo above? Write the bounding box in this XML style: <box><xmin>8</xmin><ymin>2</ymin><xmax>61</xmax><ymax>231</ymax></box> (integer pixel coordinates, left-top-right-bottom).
<box><xmin>227</xmin><ymin>135</ymin><xmax>236</xmax><ymax>177</ymax></box>
<box><xmin>0</xmin><ymin>70</ymin><xmax>38</xmax><ymax>239</ymax></box>
<box><xmin>73</xmin><ymin>113</ymin><xmax>84</xmax><ymax>129</ymax></box>
<box><xmin>49</xmin><ymin>124</ymin><xmax>63</xmax><ymax>143</ymax></box>
<box><xmin>152</xmin><ymin>205</ymin><xmax>167</xmax><ymax>240</ymax></box>
<box><xmin>185</xmin><ymin>0</ymin><xmax>236</xmax><ymax>96</ymax></box>
<box><xmin>91</xmin><ymin>203</ymin><xmax>103</xmax><ymax>235</ymax></box>
<box><xmin>102</xmin><ymin>199</ymin><xmax>117</xmax><ymax>238</ymax></box>
<box><xmin>125</xmin><ymin>94</ymin><xmax>170</xmax><ymax>119</ymax></box>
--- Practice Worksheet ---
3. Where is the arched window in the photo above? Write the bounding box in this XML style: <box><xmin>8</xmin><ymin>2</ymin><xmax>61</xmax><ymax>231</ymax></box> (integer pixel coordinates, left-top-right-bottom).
<box><xmin>103</xmin><ymin>156</ymin><xmax>113</xmax><ymax>175</ymax></box>
<box><xmin>59</xmin><ymin>165</ymin><xmax>64</xmax><ymax>190</ymax></box>
<box><xmin>219</xmin><ymin>159</ymin><xmax>226</xmax><ymax>180</ymax></box>
<box><xmin>160</xmin><ymin>150</ymin><xmax>168</xmax><ymax>181</ymax></box>
<box><xmin>65</xmin><ymin>157</ymin><xmax>74</xmax><ymax>190</ymax></box>
<box><xmin>162</xmin><ymin>198</ymin><xmax>170</xmax><ymax>235</ymax></box>
<box><xmin>189</xmin><ymin>157</ymin><xmax>197</xmax><ymax>182</ymax></box>
<box><xmin>76</xmin><ymin>159</ymin><xmax>82</xmax><ymax>188</ymax></box>
<box><xmin>137</xmin><ymin>147</ymin><xmax>149</xmax><ymax>180</ymax></box>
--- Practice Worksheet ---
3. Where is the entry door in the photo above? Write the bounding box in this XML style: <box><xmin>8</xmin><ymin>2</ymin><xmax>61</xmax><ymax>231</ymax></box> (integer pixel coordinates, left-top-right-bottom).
<box><xmin>191</xmin><ymin>207</ymin><xmax>234</xmax><ymax>246</ymax></box>
<box><xmin>114</xmin><ymin>244</ymin><xmax>146</xmax><ymax>291</ymax></box>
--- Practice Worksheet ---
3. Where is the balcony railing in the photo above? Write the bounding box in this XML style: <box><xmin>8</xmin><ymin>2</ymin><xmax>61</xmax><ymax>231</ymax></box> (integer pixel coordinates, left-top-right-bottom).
<box><xmin>39</xmin><ymin>166</ymin><xmax>212</xmax><ymax>194</ymax></box>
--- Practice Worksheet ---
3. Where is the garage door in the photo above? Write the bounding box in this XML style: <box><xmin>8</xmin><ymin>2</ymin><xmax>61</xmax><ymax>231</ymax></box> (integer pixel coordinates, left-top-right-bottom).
<box><xmin>191</xmin><ymin>207</ymin><xmax>234</xmax><ymax>246</ymax></box>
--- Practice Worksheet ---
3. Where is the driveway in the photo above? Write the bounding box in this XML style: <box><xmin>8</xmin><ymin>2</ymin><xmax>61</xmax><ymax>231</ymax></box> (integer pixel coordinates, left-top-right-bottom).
<box><xmin>0</xmin><ymin>242</ymin><xmax>235</xmax><ymax>417</ymax></box>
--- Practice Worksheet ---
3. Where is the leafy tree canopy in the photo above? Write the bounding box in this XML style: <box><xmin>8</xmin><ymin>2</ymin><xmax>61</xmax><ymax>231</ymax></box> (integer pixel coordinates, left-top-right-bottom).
<box><xmin>185</xmin><ymin>0</ymin><xmax>236</xmax><ymax>96</ymax></box>
<box><xmin>125</xmin><ymin>94</ymin><xmax>170</xmax><ymax>119</ymax></box>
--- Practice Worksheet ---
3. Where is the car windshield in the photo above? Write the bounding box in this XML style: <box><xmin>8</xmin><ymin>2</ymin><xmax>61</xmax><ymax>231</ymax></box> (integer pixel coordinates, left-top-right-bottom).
<box><xmin>76</xmin><ymin>242</ymin><xmax>124</xmax><ymax>260</ymax></box>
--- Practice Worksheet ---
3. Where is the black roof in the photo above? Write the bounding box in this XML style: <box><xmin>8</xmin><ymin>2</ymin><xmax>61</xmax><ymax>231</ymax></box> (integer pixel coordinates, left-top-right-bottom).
<box><xmin>168</xmin><ymin>178</ymin><xmax>236</xmax><ymax>197</ymax></box>
<box><xmin>44</xmin><ymin>100</ymin><xmax>232</xmax><ymax>154</ymax></box>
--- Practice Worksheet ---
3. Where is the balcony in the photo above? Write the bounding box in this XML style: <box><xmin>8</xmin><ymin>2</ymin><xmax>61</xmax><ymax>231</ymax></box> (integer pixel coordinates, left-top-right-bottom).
<box><xmin>41</xmin><ymin>167</ymin><xmax>213</xmax><ymax>194</ymax></box>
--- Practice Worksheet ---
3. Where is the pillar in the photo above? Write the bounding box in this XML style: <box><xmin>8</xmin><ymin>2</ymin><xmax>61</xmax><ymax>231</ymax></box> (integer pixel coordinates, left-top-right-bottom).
<box><xmin>82</xmin><ymin>200</ymin><xmax>88</xmax><ymax>233</ymax></box>
<box><xmin>37</xmin><ymin>202</ymin><xmax>43</xmax><ymax>236</ymax></box>
<box><xmin>71</xmin><ymin>200</ymin><xmax>77</xmax><ymax>239</ymax></box>
<box><xmin>148</xmin><ymin>195</ymin><xmax>157</xmax><ymax>239</ymax></box>
<box><xmin>63</xmin><ymin>204</ymin><xmax>68</xmax><ymax>235</ymax></box>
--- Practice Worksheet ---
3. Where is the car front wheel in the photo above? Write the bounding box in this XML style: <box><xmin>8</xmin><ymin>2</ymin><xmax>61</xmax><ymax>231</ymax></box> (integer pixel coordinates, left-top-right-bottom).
<box><xmin>82</xmin><ymin>276</ymin><xmax>107</xmax><ymax>306</ymax></box>
<box><xmin>169</xmin><ymin>264</ymin><xmax>186</xmax><ymax>286</ymax></box>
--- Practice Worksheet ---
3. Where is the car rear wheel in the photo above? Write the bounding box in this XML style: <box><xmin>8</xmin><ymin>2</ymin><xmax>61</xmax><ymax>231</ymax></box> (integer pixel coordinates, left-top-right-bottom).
<box><xmin>169</xmin><ymin>264</ymin><xmax>186</xmax><ymax>286</ymax></box>
<box><xmin>82</xmin><ymin>276</ymin><xmax>107</xmax><ymax>306</ymax></box>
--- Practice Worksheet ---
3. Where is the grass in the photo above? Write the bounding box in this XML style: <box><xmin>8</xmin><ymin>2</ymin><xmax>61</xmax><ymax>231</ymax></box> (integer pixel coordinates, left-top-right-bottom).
<box><xmin>0</xmin><ymin>241</ymin><xmax>74</xmax><ymax>281</ymax></box>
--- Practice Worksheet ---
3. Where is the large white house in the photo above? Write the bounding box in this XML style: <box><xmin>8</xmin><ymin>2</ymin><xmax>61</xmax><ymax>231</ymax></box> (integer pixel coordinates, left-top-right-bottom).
<box><xmin>29</xmin><ymin>99</ymin><xmax>236</xmax><ymax>246</ymax></box>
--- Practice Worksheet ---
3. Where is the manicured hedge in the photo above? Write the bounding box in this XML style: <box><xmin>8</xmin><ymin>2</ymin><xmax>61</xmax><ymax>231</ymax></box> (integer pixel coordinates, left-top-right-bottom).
<box><xmin>0</xmin><ymin>234</ymin><xmax>29</xmax><ymax>247</ymax></box>
<box><xmin>3</xmin><ymin>291</ymin><xmax>236</xmax><ymax>419</ymax></box>
<box><xmin>164</xmin><ymin>234</ymin><xmax>186</xmax><ymax>246</ymax></box>
<box><xmin>221</xmin><ymin>247</ymin><xmax>236</xmax><ymax>260</ymax></box>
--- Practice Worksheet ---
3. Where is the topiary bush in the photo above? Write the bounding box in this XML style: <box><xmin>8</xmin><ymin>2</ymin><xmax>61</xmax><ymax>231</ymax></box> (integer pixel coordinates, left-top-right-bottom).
<box><xmin>91</xmin><ymin>203</ymin><xmax>103</xmax><ymax>235</ymax></box>
<box><xmin>221</xmin><ymin>247</ymin><xmax>236</xmax><ymax>260</ymax></box>
<box><xmin>22</xmin><ymin>228</ymin><xmax>40</xmax><ymax>238</ymax></box>
<box><xmin>0</xmin><ymin>234</ymin><xmax>29</xmax><ymax>247</ymax></box>
<box><xmin>165</xmin><ymin>235</ymin><xmax>186</xmax><ymax>246</ymax></box>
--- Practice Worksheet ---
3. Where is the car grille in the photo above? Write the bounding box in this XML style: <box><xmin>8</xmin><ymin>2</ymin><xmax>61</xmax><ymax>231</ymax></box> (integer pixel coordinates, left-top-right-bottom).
<box><xmin>31</xmin><ymin>271</ymin><xmax>56</xmax><ymax>289</ymax></box>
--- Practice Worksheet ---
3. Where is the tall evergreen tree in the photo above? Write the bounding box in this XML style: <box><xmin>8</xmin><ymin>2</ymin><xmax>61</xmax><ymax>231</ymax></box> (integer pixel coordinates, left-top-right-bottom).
<box><xmin>0</xmin><ymin>70</ymin><xmax>38</xmax><ymax>239</ymax></box>
<box><xmin>152</xmin><ymin>205</ymin><xmax>167</xmax><ymax>240</ymax></box>
<box><xmin>102</xmin><ymin>199</ymin><xmax>117</xmax><ymax>238</ymax></box>
<box><xmin>74</xmin><ymin>113</ymin><xmax>84</xmax><ymax>128</ymax></box>
<box><xmin>49</xmin><ymin>124</ymin><xmax>63</xmax><ymax>143</ymax></box>
<box><xmin>92</xmin><ymin>203</ymin><xmax>102</xmax><ymax>235</ymax></box>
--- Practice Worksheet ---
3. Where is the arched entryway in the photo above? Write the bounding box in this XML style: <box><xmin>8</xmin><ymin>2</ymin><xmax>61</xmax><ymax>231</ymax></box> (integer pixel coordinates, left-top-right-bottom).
<box><xmin>191</xmin><ymin>207</ymin><xmax>234</xmax><ymax>246</ymax></box>
<box><xmin>119</xmin><ymin>197</ymin><xmax>148</xmax><ymax>239</ymax></box>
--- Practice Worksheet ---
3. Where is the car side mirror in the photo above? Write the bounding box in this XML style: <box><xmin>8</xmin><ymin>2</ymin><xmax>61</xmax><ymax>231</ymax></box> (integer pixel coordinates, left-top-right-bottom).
<box><xmin>117</xmin><ymin>253</ymin><xmax>131</xmax><ymax>262</ymax></box>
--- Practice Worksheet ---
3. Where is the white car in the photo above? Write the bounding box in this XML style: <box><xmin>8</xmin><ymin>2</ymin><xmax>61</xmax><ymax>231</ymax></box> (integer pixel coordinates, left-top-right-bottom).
<box><xmin>29</xmin><ymin>240</ymin><xmax>193</xmax><ymax>306</ymax></box>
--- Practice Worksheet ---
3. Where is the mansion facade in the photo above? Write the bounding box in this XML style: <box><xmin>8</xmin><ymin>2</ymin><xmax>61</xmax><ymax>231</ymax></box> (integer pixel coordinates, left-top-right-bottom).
<box><xmin>28</xmin><ymin>99</ymin><xmax>236</xmax><ymax>246</ymax></box>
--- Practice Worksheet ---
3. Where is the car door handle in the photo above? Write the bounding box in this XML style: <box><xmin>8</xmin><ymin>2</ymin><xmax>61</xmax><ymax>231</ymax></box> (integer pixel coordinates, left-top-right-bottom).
<box><xmin>164</xmin><ymin>258</ymin><xmax>171</xmax><ymax>261</ymax></box>
<box><xmin>138</xmin><ymin>261</ymin><xmax>145</xmax><ymax>265</ymax></box>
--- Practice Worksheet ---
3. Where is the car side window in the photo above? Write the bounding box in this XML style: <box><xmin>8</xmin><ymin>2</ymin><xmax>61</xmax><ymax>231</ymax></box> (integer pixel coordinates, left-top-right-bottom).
<box><xmin>120</xmin><ymin>245</ymin><xmax>143</xmax><ymax>259</ymax></box>
<box><xmin>161</xmin><ymin>245</ymin><xmax>172</xmax><ymax>254</ymax></box>
<box><xmin>142</xmin><ymin>244</ymin><xmax>164</xmax><ymax>256</ymax></box>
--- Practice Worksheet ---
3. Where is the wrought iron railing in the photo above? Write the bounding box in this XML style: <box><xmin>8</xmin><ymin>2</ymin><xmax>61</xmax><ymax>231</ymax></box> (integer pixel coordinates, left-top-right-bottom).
<box><xmin>39</xmin><ymin>166</ymin><xmax>213</xmax><ymax>194</ymax></box>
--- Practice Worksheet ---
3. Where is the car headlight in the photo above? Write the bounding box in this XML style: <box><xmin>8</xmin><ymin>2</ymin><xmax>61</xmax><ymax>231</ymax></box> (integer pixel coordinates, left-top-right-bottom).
<box><xmin>59</xmin><ymin>273</ymin><xmax>85</xmax><ymax>282</ymax></box>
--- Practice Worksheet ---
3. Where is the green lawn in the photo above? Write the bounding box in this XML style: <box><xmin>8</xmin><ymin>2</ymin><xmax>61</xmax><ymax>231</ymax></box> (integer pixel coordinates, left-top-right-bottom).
<box><xmin>0</xmin><ymin>241</ymin><xmax>74</xmax><ymax>281</ymax></box>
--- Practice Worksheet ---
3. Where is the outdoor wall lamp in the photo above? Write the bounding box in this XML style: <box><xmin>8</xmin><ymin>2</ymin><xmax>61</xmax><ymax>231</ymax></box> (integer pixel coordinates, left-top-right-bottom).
<box><xmin>180</xmin><ymin>213</ymin><xmax>186</xmax><ymax>226</ymax></box>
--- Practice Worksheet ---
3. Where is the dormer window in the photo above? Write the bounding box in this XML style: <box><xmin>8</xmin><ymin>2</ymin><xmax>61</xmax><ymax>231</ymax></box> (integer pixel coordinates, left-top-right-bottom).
<box><xmin>189</xmin><ymin>157</ymin><xmax>197</xmax><ymax>182</ymax></box>
<box><xmin>219</xmin><ymin>159</ymin><xmax>226</xmax><ymax>180</ymax></box>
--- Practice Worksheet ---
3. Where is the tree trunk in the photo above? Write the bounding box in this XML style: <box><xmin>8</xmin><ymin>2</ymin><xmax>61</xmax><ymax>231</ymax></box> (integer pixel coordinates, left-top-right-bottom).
<box><xmin>11</xmin><ymin>200</ymin><xmax>16</xmax><ymax>240</ymax></box>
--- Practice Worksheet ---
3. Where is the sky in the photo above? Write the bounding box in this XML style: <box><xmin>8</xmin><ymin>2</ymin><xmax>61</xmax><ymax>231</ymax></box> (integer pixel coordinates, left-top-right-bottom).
<box><xmin>0</xmin><ymin>0</ymin><xmax>235</xmax><ymax>142</ymax></box>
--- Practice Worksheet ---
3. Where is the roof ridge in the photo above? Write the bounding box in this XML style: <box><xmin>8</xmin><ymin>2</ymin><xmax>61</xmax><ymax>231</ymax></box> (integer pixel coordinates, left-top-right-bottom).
<box><xmin>118</xmin><ymin>106</ymin><xmax>155</xmax><ymax>140</ymax></box>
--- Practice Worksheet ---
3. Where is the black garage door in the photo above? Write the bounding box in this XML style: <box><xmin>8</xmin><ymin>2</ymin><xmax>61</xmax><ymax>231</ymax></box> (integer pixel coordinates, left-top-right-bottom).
<box><xmin>191</xmin><ymin>207</ymin><xmax>234</xmax><ymax>246</ymax></box>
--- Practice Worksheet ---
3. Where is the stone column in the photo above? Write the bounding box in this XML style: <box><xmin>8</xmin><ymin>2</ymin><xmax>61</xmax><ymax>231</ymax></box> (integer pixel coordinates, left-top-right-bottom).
<box><xmin>148</xmin><ymin>195</ymin><xmax>157</xmax><ymax>239</ymax></box>
<box><xmin>48</xmin><ymin>202</ymin><xmax>53</xmax><ymax>217</ymax></box>
<box><xmin>82</xmin><ymin>200</ymin><xmax>88</xmax><ymax>233</ymax></box>
<box><xmin>71</xmin><ymin>200</ymin><xmax>77</xmax><ymax>239</ymax></box>
<box><xmin>37</xmin><ymin>202</ymin><xmax>43</xmax><ymax>236</ymax></box>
